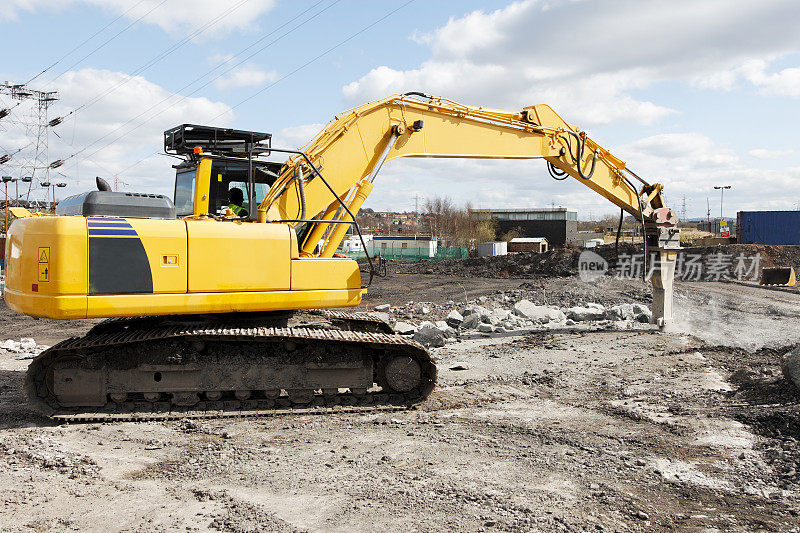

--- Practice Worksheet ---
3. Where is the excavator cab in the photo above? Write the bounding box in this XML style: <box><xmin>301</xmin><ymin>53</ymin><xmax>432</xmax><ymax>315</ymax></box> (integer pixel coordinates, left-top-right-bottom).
<box><xmin>165</xmin><ymin>124</ymin><xmax>282</xmax><ymax>218</ymax></box>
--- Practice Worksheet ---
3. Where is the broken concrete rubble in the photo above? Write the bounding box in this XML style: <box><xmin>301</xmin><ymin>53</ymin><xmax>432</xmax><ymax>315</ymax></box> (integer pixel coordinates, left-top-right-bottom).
<box><xmin>435</xmin><ymin>321</ymin><xmax>457</xmax><ymax>338</ymax></box>
<box><xmin>632</xmin><ymin>303</ymin><xmax>653</xmax><ymax>323</ymax></box>
<box><xmin>606</xmin><ymin>303</ymin><xmax>635</xmax><ymax>321</ymax></box>
<box><xmin>413</xmin><ymin>303</ymin><xmax>431</xmax><ymax>315</ymax></box>
<box><xmin>0</xmin><ymin>337</ymin><xmax>48</xmax><ymax>360</ymax></box>
<box><xmin>413</xmin><ymin>326</ymin><xmax>446</xmax><ymax>348</ymax></box>
<box><xmin>460</xmin><ymin>313</ymin><xmax>481</xmax><ymax>330</ymax></box>
<box><xmin>445</xmin><ymin>310</ymin><xmax>464</xmax><ymax>328</ymax></box>
<box><xmin>370</xmin><ymin>289</ymin><xmax>654</xmax><ymax>342</ymax></box>
<box><xmin>393</xmin><ymin>321</ymin><xmax>416</xmax><ymax>335</ymax></box>
<box><xmin>565</xmin><ymin>305</ymin><xmax>606</xmax><ymax>322</ymax></box>
<box><xmin>783</xmin><ymin>347</ymin><xmax>800</xmax><ymax>390</ymax></box>
<box><xmin>513</xmin><ymin>300</ymin><xmax>565</xmax><ymax>324</ymax></box>
<box><xmin>477</xmin><ymin>323</ymin><xmax>494</xmax><ymax>333</ymax></box>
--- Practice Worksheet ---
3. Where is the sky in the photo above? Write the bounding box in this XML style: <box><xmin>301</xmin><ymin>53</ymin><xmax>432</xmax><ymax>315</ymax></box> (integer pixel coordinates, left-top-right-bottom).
<box><xmin>1</xmin><ymin>0</ymin><xmax>800</xmax><ymax>220</ymax></box>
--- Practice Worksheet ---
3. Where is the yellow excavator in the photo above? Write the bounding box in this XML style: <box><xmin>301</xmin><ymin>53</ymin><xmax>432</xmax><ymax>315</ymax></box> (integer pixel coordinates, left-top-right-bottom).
<box><xmin>4</xmin><ymin>93</ymin><xmax>679</xmax><ymax>421</ymax></box>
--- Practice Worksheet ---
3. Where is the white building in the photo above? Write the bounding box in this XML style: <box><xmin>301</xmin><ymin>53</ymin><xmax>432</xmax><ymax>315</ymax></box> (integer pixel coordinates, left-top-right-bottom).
<box><xmin>371</xmin><ymin>235</ymin><xmax>438</xmax><ymax>257</ymax></box>
<box><xmin>341</xmin><ymin>234</ymin><xmax>373</xmax><ymax>253</ymax></box>
<box><xmin>477</xmin><ymin>241</ymin><xmax>508</xmax><ymax>257</ymax></box>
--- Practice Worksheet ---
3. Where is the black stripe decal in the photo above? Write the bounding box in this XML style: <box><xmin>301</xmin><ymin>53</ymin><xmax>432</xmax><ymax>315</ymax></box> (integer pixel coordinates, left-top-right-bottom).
<box><xmin>89</xmin><ymin>237</ymin><xmax>154</xmax><ymax>295</ymax></box>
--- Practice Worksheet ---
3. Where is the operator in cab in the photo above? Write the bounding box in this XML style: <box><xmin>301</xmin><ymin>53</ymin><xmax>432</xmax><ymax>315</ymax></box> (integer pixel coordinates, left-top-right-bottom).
<box><xmin>228</xmin><ymin>187</ymin><xmax>249</xmax><ymax>217</ymax></box>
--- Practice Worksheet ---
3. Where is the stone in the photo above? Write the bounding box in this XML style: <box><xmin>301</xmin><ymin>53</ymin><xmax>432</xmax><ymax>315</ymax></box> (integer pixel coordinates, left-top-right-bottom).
<box><xmin>513</xmin><ymin>300</ymin><xmax>565</xmax><ymax>323</ymax></box>
<box><xmin>450</xmin><ymin>362</ymin><xmax>469</xmax><ymax>370</ymax></box>
<box><xmin>413</xmin><ymin>326</ymin><xmax>446</xmax><ymax>348</ymax></box>
<box><xmin>372</xmin><ymin>311</ymin><xmax>390</xmax><ymax>323</ymax></box>
<box><xmin>393</xmin><ymin>321</ymin><xmax>417</xmax><ymax>335</ymax></box>
<box><xmin>374</xmin><ymin>304</ymin><xmax>391</xmax><ymax>312</ymax></box>
<box><xmin>565</xmin><ymin>306</ymin><xmax>606</xmax><ymax>322</ymax></box>
<box><xmin>461</xmin><ymin>304</ymin><xmax>489</xmax><ymax>318</ymax></box>
<box><xmin>414</xmin><ymin>303</ymin><xmax>431</xmax><ymax>315</ymax></box>
<box><xmin>605</xmin><ymin>303</ymin><xmax>635</xmax><ymax>321</ymax></box>
<box><xmin>565</xmin><ymin>319</ymin><xmax>576</xmax><ymax>326</ymax></box>
<box><xmin>783</xmin><ymin>347</ymin><xmax>800</xmax><ymax>390</ymax></box>
<box><xmin>435</xmin><ymin>321</ymin><xmax>457</xmax><ymax>338</ymax></box>
<box><xmin>461</xmin><ymin>313</ymin><xmax>481</xmax><ymax>330</ymax></box>
<box><xmin>0</xmin><ymin>339</ymin><xmax>22</xmax><ymax>352</ymax></box>
<box><xmin>419</xmin><ymin>320</ymin><xmax>435</xmax><ymax>330</ymax></box>
<box><xmin>489</xmin><ymin>308</ymin><xmax>511</xmax><ymax>324</ymax></box>
<box><xmin>19</xmin><ymin>338</ymin><xmax>36</xmax><ymax>350</ymax></box>
<box><xmin>477</xmin><ymin>323</ymin><xmax>494</xmax><ymax>333</ymax></box>
<box><xmin>445</xmin><ymin>310</ymin><xmax>464</xmax><ymax>328</ymax></box>
<box><xmin>633</xmin><ymin>304</ymin><xmax>653</xmax><ymax>323</ymax></box>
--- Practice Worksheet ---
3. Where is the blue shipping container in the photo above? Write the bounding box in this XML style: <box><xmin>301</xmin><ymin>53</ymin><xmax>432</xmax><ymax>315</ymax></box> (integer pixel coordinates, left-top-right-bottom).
<box><xmin>736</xmin><ymin>211</ymin><xmax>800</xmax><ymax>245</ymax></box>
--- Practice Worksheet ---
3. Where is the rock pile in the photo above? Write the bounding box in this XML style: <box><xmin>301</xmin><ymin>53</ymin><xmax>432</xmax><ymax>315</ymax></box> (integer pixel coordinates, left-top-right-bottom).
<box><xmin>375</xmin><ymin>297</ymin><xmax>653</xmax><ymax>347</ymax></box>
<box><xmin>0</xmin><ymin>338</ymin><xmax>49</xmax><ymax>360</ymax></box>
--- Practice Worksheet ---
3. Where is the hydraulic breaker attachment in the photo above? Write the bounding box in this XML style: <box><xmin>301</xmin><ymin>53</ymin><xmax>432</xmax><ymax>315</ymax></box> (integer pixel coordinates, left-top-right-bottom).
<box><xmin>646</xmin><ymin>208</ymin><xmax>680</xmax><ymax>331</ymax></box>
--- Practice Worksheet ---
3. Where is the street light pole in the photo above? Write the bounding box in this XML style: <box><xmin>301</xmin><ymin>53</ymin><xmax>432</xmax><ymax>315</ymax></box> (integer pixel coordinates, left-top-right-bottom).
<box><xmin>1</xmin><ymin>176</ymin><xmax>10</xmax><ymax>236</ymax></box>
<box><xmin>55</xmin><ymin>182</ymin><xmax>66</xmax><ymax>212</ymax></box>
<box><xmin>713</xmin><ymin>185</ymin><xmax>731</xmax><ymax>221</ymax></box>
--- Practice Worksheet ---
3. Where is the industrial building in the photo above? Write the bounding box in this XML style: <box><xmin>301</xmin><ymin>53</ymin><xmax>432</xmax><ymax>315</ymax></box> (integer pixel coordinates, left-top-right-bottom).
<box><xmin>737</xmin><ymin>211</ymin><xmax>800</xmax><ymax>245</ymax></box>
<box><xmin>472</xmin><ymin>207</ymin><xmax>577</xmax><ymax>247</ymax></box>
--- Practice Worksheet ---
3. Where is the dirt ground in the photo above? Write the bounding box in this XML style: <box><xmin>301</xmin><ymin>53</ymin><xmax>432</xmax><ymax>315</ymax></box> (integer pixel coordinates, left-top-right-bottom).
<box><xmin>0</xmin><ymin>273</ymin><xmax>799</xmax><ymax>532</ymax></box>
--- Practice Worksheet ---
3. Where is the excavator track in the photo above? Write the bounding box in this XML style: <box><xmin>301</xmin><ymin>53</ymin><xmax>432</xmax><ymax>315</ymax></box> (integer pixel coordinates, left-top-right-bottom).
<box><xmin>25</xmin><ymin>311</ymin><xmax>436</xmax><ymax>423</ymax></box>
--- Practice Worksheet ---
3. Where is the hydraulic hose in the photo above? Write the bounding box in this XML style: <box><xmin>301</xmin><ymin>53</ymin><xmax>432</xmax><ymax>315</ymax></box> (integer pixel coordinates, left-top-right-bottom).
<box><xmin>559</xmin><ymin>130</ymin><xmax>599</xmax><ymax>180</ymax></box>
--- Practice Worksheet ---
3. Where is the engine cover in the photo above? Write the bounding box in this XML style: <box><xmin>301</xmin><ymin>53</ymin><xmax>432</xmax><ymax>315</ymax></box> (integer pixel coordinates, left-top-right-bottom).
<box><xmin>56</xmin><ymin>191</ymin><xmax>176</xmax><ymax>219</ymax></box>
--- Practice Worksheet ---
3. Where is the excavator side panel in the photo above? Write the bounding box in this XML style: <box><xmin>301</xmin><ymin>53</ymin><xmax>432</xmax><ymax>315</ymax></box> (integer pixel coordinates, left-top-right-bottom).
<box><xmin>185</xmin><ymin>219</ymin><xmax>291</xmax><ymax>292</ymax></box>
<box><xmin>5</xmin><ymin>216</ymin><xmax>89</xmax><ymax>319</ymax></box>
<box><xmin>5</xmin><ymin>216</ymin><xmax>363</xmax><ymax>319</ymax></box>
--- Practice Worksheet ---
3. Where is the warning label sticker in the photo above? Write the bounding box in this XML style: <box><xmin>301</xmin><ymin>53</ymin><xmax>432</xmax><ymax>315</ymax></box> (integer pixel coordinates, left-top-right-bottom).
<box><xmin>38</xmin><ymin>247</ymin><xmax>50</xmax><ymax>282</ymax></box>
<box><xmin>38</xmin><ymin>263</ymin><xmax>49</xmax><ymax>282</ymax></box>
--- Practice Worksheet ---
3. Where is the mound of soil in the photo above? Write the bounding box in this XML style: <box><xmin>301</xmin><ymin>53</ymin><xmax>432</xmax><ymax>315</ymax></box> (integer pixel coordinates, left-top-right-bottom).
<box><xmin>390</xmin><ymin>244</ymin><xmax>800</xmax><ymax>281</ymax></box>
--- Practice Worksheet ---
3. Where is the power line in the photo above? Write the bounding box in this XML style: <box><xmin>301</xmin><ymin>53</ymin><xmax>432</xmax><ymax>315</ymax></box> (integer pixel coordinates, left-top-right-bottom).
<box><xmin>59</xmin><ymin>0</ymin><xmax>338</xmax><ymax>165</ymax></box>
<box><xmin>225</xmin><ymin>0</ymin><xmax>415</xmax><ymax>114</ymax></box>
<box><xmin>113</xmin><ymin>0</ymin><xmax>415</xmax><ymax>179</ymax></box>
<box><xmin>25</xmin><ymin>0</ymin><xmax>149</xmax><ymax>85</ymax></box>
<box><xmin>58</xmin><ymin>0</ymin><xmax>251</xmax><ymax>121</ymax></box>
<box><xmin>45</xmin><ymin>0</ymin><xmax>170</xmax><ymax>88</ymax></box>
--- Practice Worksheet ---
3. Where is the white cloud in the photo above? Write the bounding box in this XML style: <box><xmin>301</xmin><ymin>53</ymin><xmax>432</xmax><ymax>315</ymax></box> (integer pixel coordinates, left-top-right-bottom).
<box><xmin>1</xmin><ymin>0</ymin><xmax>277</xmax><ymax>38</ymax></box>
<box><xmin>344</xmin><ymin>0</ymin><xmax>800</xmax><ymax>126</ymax></box>
<box><xmin>272</xmin><ymin>124</ymin><xmax>324</xmax><ymax>150</ymax></box>
<box><xmin>695</xmin><ymin>58</ymin><xmax>800</xmax><ymax>97</ymax></box>
<box><xmin>213</xmin><ymin>63</ymin><xmax>278</xmax><ymax>90</ymax></box>
<box><xmin>748</xmin><ymin>148</ymin><xmax>795</xmax><ymax>160</ymax></box>
<box><xmin>208</xmin><ymin>53</ymin><xmax>235</xmax><ymax>66</ymax></box>
<box><xmin>3</xmin><ymin>68</ymin><xmax>234</xmax><ymax>201</ymax></box>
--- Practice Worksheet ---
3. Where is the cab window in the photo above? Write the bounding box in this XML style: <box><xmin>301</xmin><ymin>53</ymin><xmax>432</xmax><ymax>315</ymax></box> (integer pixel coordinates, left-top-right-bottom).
<box><xmin>174</xmin><ymin>167</ymin><xmax>196</xmax><ymax>216</ymax></box>
<box><xmin>209</xmin><ymin>161</ymin><xmax>275</xmax><ymax>216</ymax></box>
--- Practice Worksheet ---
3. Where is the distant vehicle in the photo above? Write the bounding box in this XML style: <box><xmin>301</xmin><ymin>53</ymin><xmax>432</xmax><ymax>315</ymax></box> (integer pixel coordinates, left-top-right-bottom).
<box><xmin>583</xmin><ymin>238</ymin><xmax>605</xmax><ymax>248</ymax></box>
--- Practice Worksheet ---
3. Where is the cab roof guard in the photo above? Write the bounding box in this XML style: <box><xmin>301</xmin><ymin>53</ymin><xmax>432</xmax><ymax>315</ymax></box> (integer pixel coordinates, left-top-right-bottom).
<box><xmin>164</xmin><ymin>124</ymin><xmax>272</xmax><ymax>156</ymax></box>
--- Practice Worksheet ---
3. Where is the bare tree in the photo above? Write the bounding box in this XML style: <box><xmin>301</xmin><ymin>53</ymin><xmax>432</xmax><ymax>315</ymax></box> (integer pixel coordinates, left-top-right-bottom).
<box><xmin>423</xmin><ymin>196</ymin><xmax>496</xmax><ymax>248</ymax></box>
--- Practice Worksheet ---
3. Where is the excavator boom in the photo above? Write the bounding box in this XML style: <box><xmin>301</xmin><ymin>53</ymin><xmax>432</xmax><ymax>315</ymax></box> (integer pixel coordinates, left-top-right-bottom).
<box><xmin>261</xmin><ymin>94</ymin><xmax>672</xmax><ymax>251</ymax></box>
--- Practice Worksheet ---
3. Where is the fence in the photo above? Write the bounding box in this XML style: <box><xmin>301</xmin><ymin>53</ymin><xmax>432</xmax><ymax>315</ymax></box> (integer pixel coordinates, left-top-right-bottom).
<box><xmin>341</xmin><ymin>245</ymin><xmax>468</xmax><ymax>261</ymax></box>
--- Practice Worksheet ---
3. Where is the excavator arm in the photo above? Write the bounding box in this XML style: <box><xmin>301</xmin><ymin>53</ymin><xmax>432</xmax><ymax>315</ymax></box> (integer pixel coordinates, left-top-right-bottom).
<box><xmin>260</xmin><ymin>93</ymin><xmax>679</xmax><ymax>328</ymax></box>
